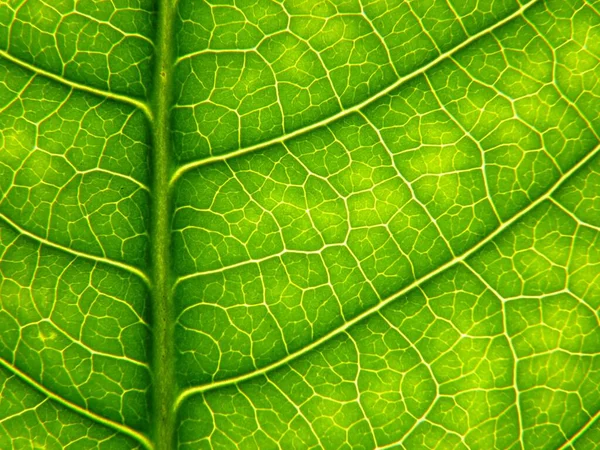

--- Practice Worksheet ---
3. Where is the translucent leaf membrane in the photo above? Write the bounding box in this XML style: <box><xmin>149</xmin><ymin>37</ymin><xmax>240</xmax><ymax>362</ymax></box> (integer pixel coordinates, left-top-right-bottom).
<box><xmin>172</xmin><ymin>0</ymin><xmax>599</xmax><ymax>383</ymax></box>
<box><xmin>172</xmin><ymin>0</ymin><xmax>600</xmax><ymax>448</ymax></box>
<box><xmin>0</xmin><ymin>0</ymin><xmax>598</xmax><ymax>448</ymax></box>
<box><xmin>0</xmin><ymin>30</ymin><xmax>152</xmax><ymax>446</ymax></box>
<box><xmin>0</xmin><ymin>60</ymin><xmax>151</xmax><ymax>268</ymax></box>
<box><xmin>172</xmin><ymin>0</ymin><xmax>529</xmax><ymax>162</ymax></box>
<box><xmin>0</xmin><ymin>367</ymin><xmax>144</xmax><ymax>449</ymax></box>
<box><xmin>0</xmin><ymin>0</ymin><xmax>155</xmax><ymax>97</ymax></box>
<box><xmin>178</xmin><ymin>157</ymin><xmax>600</xmax><ymax>448</ymax></box>
<box><xmin>0</xmin><ymin>222</ymin><xmax>151</xmax><ymax>429</ymax></box>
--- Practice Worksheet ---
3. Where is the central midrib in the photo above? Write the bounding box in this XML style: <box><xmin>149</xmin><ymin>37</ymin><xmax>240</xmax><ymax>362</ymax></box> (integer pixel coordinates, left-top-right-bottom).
<box><xmin>144</xmin><ymin>1</ymin><xmax>549</xmax><ymax>448</ymax></box>
<box><xmin>150</xmin><ymin>0</ymin><xmax>176</xmax><ymax>449</ymax></box>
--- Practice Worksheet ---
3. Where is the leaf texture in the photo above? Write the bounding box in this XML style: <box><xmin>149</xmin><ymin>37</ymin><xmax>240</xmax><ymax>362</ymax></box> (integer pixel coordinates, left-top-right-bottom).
<box><xmin>0</xmin><ymin>0</ymin><xmax>599</xmax><ymax>449</ymax></box>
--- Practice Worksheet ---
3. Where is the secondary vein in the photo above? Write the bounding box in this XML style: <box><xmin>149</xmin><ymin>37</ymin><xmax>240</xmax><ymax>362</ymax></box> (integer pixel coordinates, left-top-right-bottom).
<box><xmin>0</xmin><ymin>213</ymin><xmax>150</xmax><ymax>285</ymax></box>
<box><xmin>174</xmin><ymin>140</ymin><xmax>600</xmax><ymax>408</ymax></box>
<box><xmin>0</xmin><ymin>50</ymin><xmax>153</xmax><ymax>120</ymax></box>
<box><xmin>169</xmin><ymin>0</ymin><xmax>539</xmax><ymax>185</ymax></box>
<box><xmin>0</xmin><ymin>357</ymin><xmax>153</xmax><ymax>450</ymax></box>
<box><xmin>557</xmin><ymin>409</ymin><xmax>600</xmax><ymax>449</ymax></box>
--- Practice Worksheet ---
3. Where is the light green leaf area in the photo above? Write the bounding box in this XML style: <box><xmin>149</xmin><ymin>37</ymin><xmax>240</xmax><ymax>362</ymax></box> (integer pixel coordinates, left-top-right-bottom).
<box><xmin>1</xmin><ymin>0</ymin><xmax>599</xmax><ymax>449</ymax></box>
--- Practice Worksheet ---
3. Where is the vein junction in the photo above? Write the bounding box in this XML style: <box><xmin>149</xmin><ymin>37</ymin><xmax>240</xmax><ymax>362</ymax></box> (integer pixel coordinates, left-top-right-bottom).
<box><xmin>0</xmin><ymin>0</ymin><xmax>599</xmax><ymax>449</ymax></box>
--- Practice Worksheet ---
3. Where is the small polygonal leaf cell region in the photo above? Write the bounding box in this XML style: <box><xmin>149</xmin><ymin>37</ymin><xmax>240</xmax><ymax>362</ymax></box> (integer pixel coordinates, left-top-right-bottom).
<box><xmin>1</xmin><ymin>0</ymin><xmax>599</xmax><ymax>449</ymax></box>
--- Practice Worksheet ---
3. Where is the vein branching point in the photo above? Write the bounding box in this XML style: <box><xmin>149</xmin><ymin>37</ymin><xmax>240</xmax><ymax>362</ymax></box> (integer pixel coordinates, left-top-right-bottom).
<box><xmin>0</xmin><ymin>0</ymin><xmax>599</xmax><ymax>448</ymax></box>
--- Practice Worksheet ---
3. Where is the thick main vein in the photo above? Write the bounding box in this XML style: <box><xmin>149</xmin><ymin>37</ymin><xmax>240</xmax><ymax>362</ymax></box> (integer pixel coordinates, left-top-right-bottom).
<box><xmin>149</xmin><ymin>1</ymin><xmax>176</xmax><ymax>449</ymax></box>
<box><xmin>0</xmin><ymin>50</ymin><xmax>153</xmax><ymax>120</ymax></box>
<box><xmin>169</xmin><ymin>0</ymin><xmax>539</xmax><ymax>185</ymax></box>
<box><xmin>174</xmin><ymin>140</ymin><xmax>600</xmax><ymax>408</ymax></box>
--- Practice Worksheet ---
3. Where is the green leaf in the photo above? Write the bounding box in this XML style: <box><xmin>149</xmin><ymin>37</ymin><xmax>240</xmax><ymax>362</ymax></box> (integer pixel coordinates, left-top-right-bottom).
<box><xmin>1</xmin><ymin>0</ymin><xmax>599</xmax><ymax>449</ymax></box>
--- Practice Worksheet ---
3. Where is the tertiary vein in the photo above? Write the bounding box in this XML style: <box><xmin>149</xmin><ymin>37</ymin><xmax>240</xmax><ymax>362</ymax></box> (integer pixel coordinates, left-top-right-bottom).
<box><xmin>556</xmin><ymin>409</ymin><xmax>600</xmax><ymax>449</ymax></box>
<box><xmin>174</xmin><ymin>140</ymin><xmax>600</xmax><ymax>409</ymax></box>
<box><xmin>0</xmin><ymin>50</ymin><xmax>153</xmax><ymax>120</ymax></box>
<box><xmin>0</xmin><ymin>357</ymin><xmax>153</xmax><ymax>450</ymax></box>
<box><xmin>0</xmin><ymin>213</ymin><xmax>150</xmax><ymax>285</ymax></box>
<box><xmin>168</xmin><ymin>0</ymin><xmax>539</xmax><ymax>185</ymax></box>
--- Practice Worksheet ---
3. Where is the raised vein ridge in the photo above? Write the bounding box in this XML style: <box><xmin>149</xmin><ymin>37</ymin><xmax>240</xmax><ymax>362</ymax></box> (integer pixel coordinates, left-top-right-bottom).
<box><xmin>169</xmin><ymin>0</ymin><xmax>539</xmax><ymax>185</ymax></box>
<box><xmin>149</xmin><ymin>0</ymin><xmax>176</xmax><ymax>449</ymax></box>
<box><xmin>0</xmin><ymin>50</ymin><xmax>152</xmax><ymax>120</ymax></box>
<box><xmin>0</xmin><ymin>357</ymin><xmax>153</xmax><ymax>450</ymax></box>
<box><xmin>174</xmin><ymin>141</ymin><xmax>600</xmax><ymax>408</ymax></box>
<box><xmin>0</xmin><ymin>213</ymin><xmax>150</xmax><ymax>285</ymax></box>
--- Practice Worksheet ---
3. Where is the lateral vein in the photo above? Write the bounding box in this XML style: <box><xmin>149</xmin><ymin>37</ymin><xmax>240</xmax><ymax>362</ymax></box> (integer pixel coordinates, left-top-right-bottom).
<box><xmin>0</xmin><ymin>50</ymin><xmax>153</xmax><ymax>121</ymax></box>
<box><xmin>0</xmin><ymin>213</ymin><xmax>151</xmax><ymax>285</ymax></box>
<box><xmin>0</xmin><ymin>357</ymin><xmax>153</xmax><ymax>450</ymax></box>
<box><xmin>174</xmin><ymin>140</ymin><xmax>600</xmax><ymax>408</ymax></box>
<box><xmin>169</xmin><ymin>0</ymin><xmax>539</xmax><ymax>185</ymax></box>
<box><xmin>557</xmin><ymin>409</ymin><xmax>600</xmax><ymax>449</ymax></box>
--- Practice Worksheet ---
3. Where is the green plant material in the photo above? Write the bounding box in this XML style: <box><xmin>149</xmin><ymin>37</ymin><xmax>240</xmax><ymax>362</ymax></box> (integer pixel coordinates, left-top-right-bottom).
<box><xmin>1</xmin><ymin>0</ymin><xmax>599</xmax><ymax>448</ymax></box>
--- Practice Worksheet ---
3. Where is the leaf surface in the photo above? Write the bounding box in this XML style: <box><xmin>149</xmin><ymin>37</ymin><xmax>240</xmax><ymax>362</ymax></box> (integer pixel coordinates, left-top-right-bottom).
<box><xmin>1</xmin><ymin>0</ymin><xmax>599</xmax><ymax>449</ymax></box>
